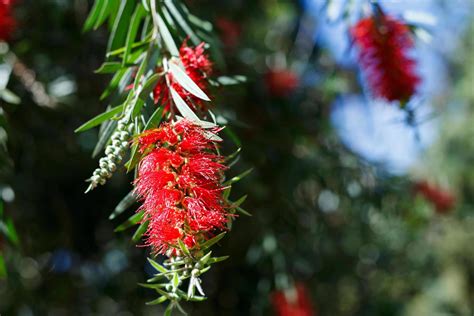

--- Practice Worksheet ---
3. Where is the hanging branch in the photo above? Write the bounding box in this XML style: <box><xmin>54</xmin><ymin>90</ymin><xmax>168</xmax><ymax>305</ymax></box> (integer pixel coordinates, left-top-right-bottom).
<box><xmin>78</xmin><ymin>0</ymin><xmax>250</xmax><ymax>311</ymax></box>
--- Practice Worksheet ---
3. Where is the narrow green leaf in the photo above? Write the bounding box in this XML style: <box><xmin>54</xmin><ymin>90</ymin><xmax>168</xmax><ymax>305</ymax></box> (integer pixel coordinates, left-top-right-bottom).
<box><xmin>200</xmin><ymin>232</ymin><xmax>226</xmax><ymax>251</ymax></box>
<box><xmin>95</xmin><ymin>62</ymin><xmax>122</xmax><ymax>74</ymax></box>
<box><xmin>236</xmin><ymin>207</ymin><xmax>251</xmax><ymax>216</ymax></box>
<box><xmin>164</xmin><ymin>303</ymin><xmax>174</xmax><ymax>316</ymax></box>
<box><xmin>146</xmin><ymin>296</ymin><xmax>168</xmax><ymax>305</ymax></box>
<box><xmin>172</xmin><ymin>272</ymin><xmax>179</xmax><ymax>290</ymax></box>
<box><xmin>223</xmin><ymin>126</ymin><xmax>242</xmax><ymax>147</ymax></box>
<box><xmin>114</xmin><ymin>211</ymin><xmax>144</xmax><ymax>232</ymax></box>
<box><xmin>198</xmin><ymin>251</ymin><xmax>212</xmax><ymax>265</ymax></box>
<box><xmin>232</xmin><ymin>195</ymin><xmax>248</xmax><ymax>208</ymax></box>
<box><xmin>123</xmin><ymin>3</ymin><xmax>146</xmax><ymax>66</ymax></box>
<box><xmin>138</xmin><ymin>282</ymin><xmax>166</xmax><ymax>289</ymax></box>
<box><xmin>170</xmin><ymin>87</ymin><xmax>199</xmax><ymax>122</ymax></box>
<box><xmin>207</xmin><ymin>256</ymin><xmax>229</xmax><ymax>264</ymax></box>
<box><xmin>109</xmin><ymin>190</ymin><xmax>137</xmax><ymax>219</ymax></box>
<box><xmin>0</xmin><ymin>199</ymin><xmax>3</xmax><ymax>218</ymax></box>
<box><xmin>223</xmin><ymin>168</ymin><xmax>253</xmax><ymax>186</ymax></box>
<box><xmin>93</xmin><ymin>0</ymin><xmax>113</xmax><ymax>30</ymax></box>
<box><xmin>107</xmin><ymin>0</ymin><xmax>135</xmax><ymax>55</ymax></box>
<box><xmin>147</xmin><ymin>257</ymin><xmax>169</xmax><ymax>274</ymax></box>
<box><xmin>100</xmin><ymin>68</ymin><xmax>128</xmax><ymax>100</ymax></box>
<box><xmin>92</xmin><ymin>119</ymin><xmax>117</xmax><ymax>158</ymax></box>
<box><xmin>164</xmin><ymin>0</ymin><xmax>199</xmax><ymax>45</ymax></box>
<box><xmin>178</xmin><ymin>239</ymin><xmax>192</xmax><ymax>258</ymax></box>
<box><xmin>138</xmin><ymin>73</ymin><xmax>162</xmax><ymax>100</ymax></box>
<box><xmin>132</xmin><ymin>220</ymin><xmax>148</xmax><ymax>242</ymax></box>
<box><xmin>83</xmin><ymin>0</ymin><xmax>106</xmax><ymax>32</ymax></box>
<box><xmin>75</xmin><ymin>104</ymin><xmax>124</xmax><ymax>133</ymax></box>
<box><xmin>169</xmin><ymin>61</ymin><xmax>210</xmax><ymax>101</ymax></box>
<box><xmin>156</xmin><ymin>11</ymin><xmax>179</xmax><ymax>56</ymax></box>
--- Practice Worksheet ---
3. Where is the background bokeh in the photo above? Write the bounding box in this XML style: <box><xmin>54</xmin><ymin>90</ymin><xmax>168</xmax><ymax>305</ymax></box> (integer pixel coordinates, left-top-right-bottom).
<box><xmin>0</xmin><ymin>0</ymin><xmax>473</xmax><ymax>315</ymax></box>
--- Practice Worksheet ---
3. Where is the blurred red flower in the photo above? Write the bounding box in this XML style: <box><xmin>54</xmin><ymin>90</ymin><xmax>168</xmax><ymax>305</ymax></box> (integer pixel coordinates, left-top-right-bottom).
<box><xmin>265</xmin><ymin>69</ymin><xmax>299</xmax><ymax>97</ymax></box>
<box><xmin>414</xmin><ymin>181</ymin><xmax>456</xmax><ymax>214</ymax></box>
<box><xmin>134</xmin><ymin>120</ymin><xmax>228</xmax><ymax>255</ymax></box>
<box><xmin>271</xmin><ymin>283</ymin><xmax>315</xmax><ymax>316</ymax></box>
<box><xmin>216</xmin><ymin>17</ymin><xmax>241</xmax><ymax>49</ymax></box>
<box><xmin>0</xmin><ymin>0</ymin><xmax>15</xmax><ymax>41</ymax></box>
<box><xmin>351</xmin><ymin>13</ymin><xmax>420</xmax><ymax>103</ymax></box>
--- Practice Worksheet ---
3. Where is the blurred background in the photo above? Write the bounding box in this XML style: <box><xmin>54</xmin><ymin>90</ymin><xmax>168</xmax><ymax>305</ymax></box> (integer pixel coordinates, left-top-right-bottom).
<box><xmin>0</xmin><ymin>0</ymin><xmax>473</xmax><ymax>315</ymax></box>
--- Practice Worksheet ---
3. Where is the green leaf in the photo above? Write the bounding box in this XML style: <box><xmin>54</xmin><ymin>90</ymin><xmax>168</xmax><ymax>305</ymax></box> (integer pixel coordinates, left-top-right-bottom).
<box><xmin>100</xmin><ymin>68</ymin><xmax>129</xmax><ymax>100</ymax></box>
<box><xmin>207</xmin><ymin>256</ymin><xmax>229</xmax><ymax>264</ymax></box>
<box><xmin>107</xmin><ymin>0</ymin><xmax>136</xmax><ymax>55</ymax></box>
<box><xmin>92</xmin><ymin>119</ymin><xmax>117</xmax><ymax>158</ymax></box>
<box><xmin>172</xmin><ymin>272</ymin><xmax>179</xmax><ymax>290</ymax></box>
<box><xmin>198</xmin><ymin>251</ymin><xmax>212</xmax><ymax>265</ymax></box>
<box><xmin>223</xmin><ymin>126</ymin><xmax>242</xmax><ymax>147</ymax></box>
<box><xmin>123</xmin><ymin>3</ymin><xmax>146</xmax><ymax>66</ymax></box>
<box><xmin>200</xmin><ymin>232</ymin><xmax>226</xmax><ymax>251</ymax></box>
<box><xmin>75</xmin><ymin>104</ymin><xmax>124</xmax><ymax>133</ymax></box>
<box><xmin>146</xmin><ymin>295</ymin><xmax>168</xmax><ymax>305</ymax></box>
<box><xmin>83</xmin><ymin>0</ymin><xmax>107</xmax><ymax>32</ymax></box>
<box><xmin>178</xmin><ymin>239</ymin><xmax>192</xmax><ymax>258</ymax></box>
<box><xmin>109</xmin><ymin>190</ymin><xmax>137</xmax><ymax>219</ymax></box>
<box><xmin>138</xmin><ymin>73</ymin><xmax>162</xmax><ymax>100</ymax></box>
<box><xmin>232</xmin><ymin>195</ymin><xmax>248</xmax><ymax>208</ymax></box>
<box><xmin>114</xmin><ymin>211</ymin><xmax>144</xmax><ymax>232</ymax></box>
<box><xmin>147</xmin><ymin>257</ymin><xmax>169</xmax><ymax>274</ymax></box>
<box><xmin>94</xmin><ymin>62</ymin><xmax>122</xmax><ymax>74</ymax></box>
<box><xmin>169</xmin><ymin>61</ymin><xmax>210</xmax><ymax>101</ymax></box>
<box><xmin>164</xmin><ymin>0</ymin><xmax>199</xmax><ymax>45</ymax></box>
<box><xmin>155</xmin><ymin>10</ymin><xmax>179</xmax><ymax>56</ymax></box>
<box><xmin>170</xmin><ymin>87</ymin><xmax>200</xmax><ymax>122</ymax></box>
<box><xmin>236</xmin><ymin>206</ymin><xmax>251</xmax><ymax>216</ymax></box>
<box><xmin>223</xmin><ymin>168</ymin><xmax>253</xmax><ymax>186</ymax></box>
<box><xmin>164</xmin><ymin>303</ymin><xmax>174</xmax><ymax>316</ymax></box>
<box><xmin>93</xmin><ymin>0</ymin><xmax>114</xmax><ymax>30</ymax></box>
<box><xmin>132</xmin><ymin>220</ymin><xmax>148</xmax><ymax>242</ymax></box>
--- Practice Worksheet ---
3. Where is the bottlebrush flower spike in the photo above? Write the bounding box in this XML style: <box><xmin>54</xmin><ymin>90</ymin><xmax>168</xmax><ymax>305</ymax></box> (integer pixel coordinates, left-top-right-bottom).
<box><xmin>351</xmin><ymin>12</ymin><xmax>420</xmax><ymax>103</ymax></box>
<box><xmin>134</xmin><ymin>119</ymin><xmax>229</xmax><ymax>255</ymax></box>
<box><xmin>271</xmin><ymin>283</ymin><xmax>315</xmax><ymax>316</ymax></box>
<box><xmin>153</xmin><ymin>41</ymin><xmax>212</xmax><ymax>113</ymax></box>
<box><xmin>0</xmin><ymin>0</ymin><xmax>15</xmax><ymax>41</ymax></box>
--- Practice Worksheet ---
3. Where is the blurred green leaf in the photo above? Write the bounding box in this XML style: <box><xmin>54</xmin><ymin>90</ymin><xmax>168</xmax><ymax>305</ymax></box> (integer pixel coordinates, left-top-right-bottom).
<box><xmin>109</xmin><ymin>190</ymin><xmax>136</xmax><ymax>220</ymax></box>
<box><xmin>132</xmin><ymin>220</ymin><xmax>148</xmax><ymax>242</ymax></box>
<box><xmin>114</xmin><ymin>211</ymin><xmax>144</xmax><ymax>232</ymax></box>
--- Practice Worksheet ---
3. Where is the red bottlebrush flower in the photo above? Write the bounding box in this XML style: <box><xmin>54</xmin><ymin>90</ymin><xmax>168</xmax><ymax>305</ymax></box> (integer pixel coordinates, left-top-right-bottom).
<box><xmin>0</xmin><ymin>0</ymin><xmax>15</xmax><ymax>41</ymax></box>
<box><xmin>351</xmin><ymin>14</ymin><xmax>420</xmax><ymax>103</ymax></box>
<box><xmin>271</xmin><ymin>283</ymin><xmax>315</xmax><ymax>316</ymax></box>
<box><xmin>134</xmin><ymin>120</ymin><xmax>228</xmax><ymax>255</ymax></box>
<box><xmin>414</xmin><ymin>181</ymin><xmax>456</xmax><ymax>214</ymax></box>
<box><xmin>153</xmin><ymin>41</ymin><xmax>212</xmax><ymax>113</ymax></box>
<box><xmin>265</xmin><ymin>69</ymin><xmax>299</xmax><ymax>97</ymax></box>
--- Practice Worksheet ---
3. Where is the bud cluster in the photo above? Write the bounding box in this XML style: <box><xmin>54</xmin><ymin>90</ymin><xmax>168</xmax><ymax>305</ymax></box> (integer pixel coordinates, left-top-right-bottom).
<box><xmin>86</xmin><ymin>118</ymin><xmax>134</xmax><ymax>192</ymax></box>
